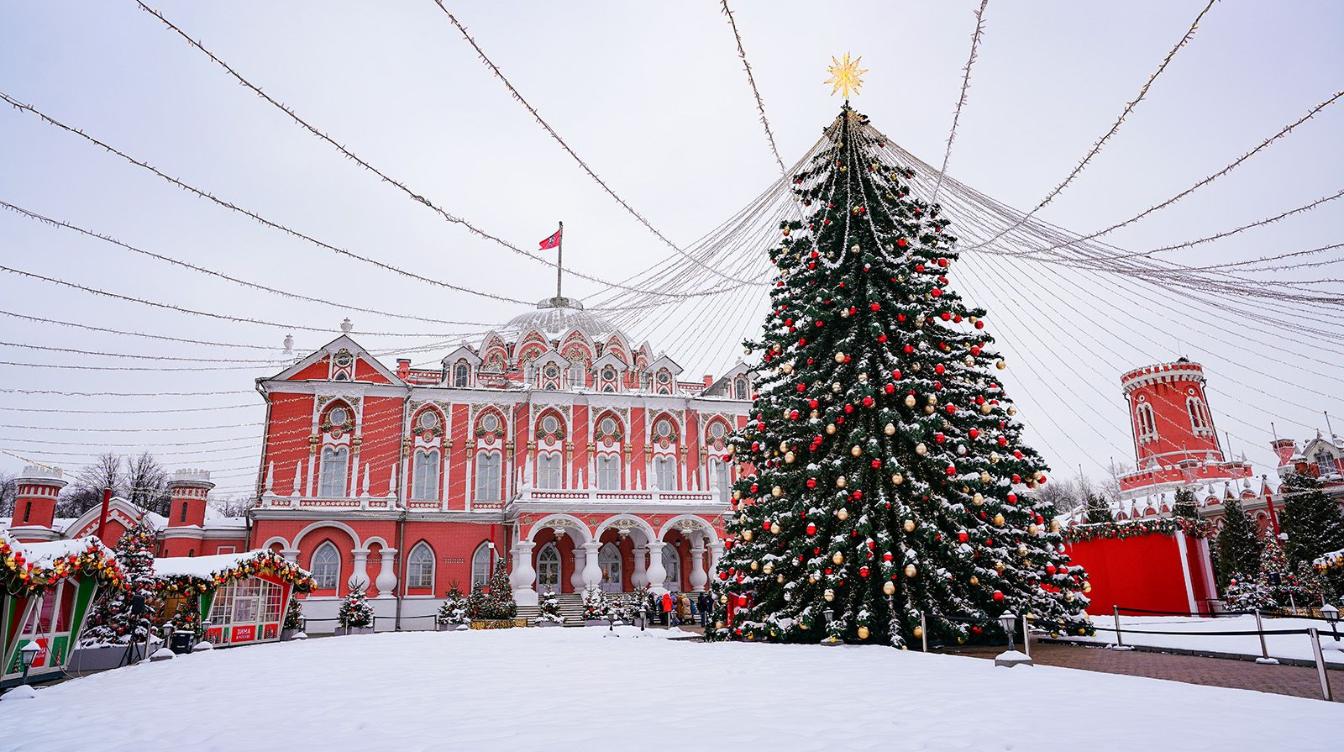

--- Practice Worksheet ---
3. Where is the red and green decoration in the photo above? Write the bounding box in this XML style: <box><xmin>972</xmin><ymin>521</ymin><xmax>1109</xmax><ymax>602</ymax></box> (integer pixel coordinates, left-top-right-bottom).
<box><xmin>156</xmin><ymin>550</ymin><xmax>316</xmax><ymax>646</ymax></box>
<box><xmin>2</xmin><ymin>535</ymin><xmax>125</xmax><ymax>682</ymax></box>
<box><xmin>708</xmin><ymin>105</ymin><xmax>1091</xmax><ymax>647</ymax></box>
<box><xmin>1064</xmin><ymin>516</ymin><xmax>1213</xmax><ymax>543</ymax></box>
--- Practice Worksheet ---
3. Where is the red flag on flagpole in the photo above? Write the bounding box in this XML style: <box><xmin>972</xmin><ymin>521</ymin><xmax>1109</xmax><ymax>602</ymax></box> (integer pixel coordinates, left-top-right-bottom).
<box><xmin>538</xmin><ymin>227</ymin><xmax>562</xmax><ymax>250</ymax></box>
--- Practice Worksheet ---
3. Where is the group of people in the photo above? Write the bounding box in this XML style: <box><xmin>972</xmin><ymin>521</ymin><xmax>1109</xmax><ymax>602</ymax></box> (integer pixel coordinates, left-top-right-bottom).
<box><xmin>644</xmin><ymin>589</ymin><xmax>713</xmax><ymax>628</ymax></box>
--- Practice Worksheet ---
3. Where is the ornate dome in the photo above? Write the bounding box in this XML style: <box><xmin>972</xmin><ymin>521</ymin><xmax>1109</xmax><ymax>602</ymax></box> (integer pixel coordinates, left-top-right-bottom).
<box><xmin>503</xmin><ymin>296</ymin><xmax>618</xmax><ymax>339</ymax></box>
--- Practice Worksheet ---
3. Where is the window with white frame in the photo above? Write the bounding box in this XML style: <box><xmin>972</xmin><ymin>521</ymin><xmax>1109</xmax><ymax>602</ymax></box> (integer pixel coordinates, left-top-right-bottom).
<box><xmin>537</xmin><ymin>453</ymin><xmax>562</xmax><ymax>489</ymax></box>
<box><xmin>412</xmin><ymin>449</ymin><xmax>440</xmax><ymax>501</ymax></box>
<box><xmin>454</xmin><ymin>362</ymin><xmax>469</xmax><ymax>387</ymax></box>
<box><xmin>597</xmin><ymin>455</ymin><xmax>620</xmax><ymax>490</ymax></box>
<box><xmin>406</xmin><ymin>543</ymin><xmax>434</xmax><ymax>590</ymax></box>
<box><xmin>1135</xmin><ymin>402</ymin><xmax>1157</xmax><ymax>443</ymax></box>
<box><xmin>1186</xmin><ymin>397</ymin><xmax>1213</xmax><ymax>436</ymax></box>
<box><xmin>734</xmin><ymin>376</ymin><xmax>749</xmax><ymax>399</ymax></box>
<box><xmin>317</xmin><ymin>446</ymin><xmax>349</xmax><ymax>498</ymax></box>
<box><xmin>475</xmin><ymin>451</ymin><xmax>502</xmax><ymax>502</ymax></box>
<box><xmin>312</xmin><ymin>542</ymin><xmax>340</xmax><ymax>590</ymax></box>
<box><xmin>471</xmin><ymin>543</ymin><xmax>493</xmax><ymax>587</ymax></box>
<box><xmin>709</xmin><ymin>457</ymin><xmax>731</xmax><ymax>502</ymax></box>
<box><xmin>1315</xmin><ymin>447</ymin><xmax>1339</xmax><ymax>477</ymax></box>
<box><xmin>654</xmin><ymin>455</ymin><xmax>676</xmax><ymax>490</ymax></box>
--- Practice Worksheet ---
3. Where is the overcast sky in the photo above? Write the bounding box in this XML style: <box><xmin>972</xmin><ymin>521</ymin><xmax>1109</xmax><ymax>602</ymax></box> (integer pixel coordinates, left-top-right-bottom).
<box><xmin>2</xmin><ymin>1</ymin><xmax>1341</xmax><ymax>497</ymax></box>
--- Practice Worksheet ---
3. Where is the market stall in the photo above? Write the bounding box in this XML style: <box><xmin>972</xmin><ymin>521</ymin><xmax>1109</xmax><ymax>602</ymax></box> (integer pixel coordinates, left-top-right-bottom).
<box><xmin>154</xmin><ymin>550</ymin><xmax>314</xmax><ymax>647</ymax></box>
<box><xmin>1</xmin><ymin>534</ymin><xmax>125</xmax><ymax>685</ymax></box>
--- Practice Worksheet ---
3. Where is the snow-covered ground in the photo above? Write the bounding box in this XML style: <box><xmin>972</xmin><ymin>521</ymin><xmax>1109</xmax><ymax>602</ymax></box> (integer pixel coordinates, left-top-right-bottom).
<box><xmin>1070</xmin><ymin>614</ymin><xmax>1344</xmax><ymax>665</ymax></box>
<box><xmin>3</xmin><ymin>626</ymin><xmax>1340</xmax><ymax>751</ymax></box>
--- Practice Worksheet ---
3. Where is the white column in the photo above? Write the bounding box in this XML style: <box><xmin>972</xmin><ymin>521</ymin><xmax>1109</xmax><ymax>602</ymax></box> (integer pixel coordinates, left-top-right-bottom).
<box><xmin>281</xmin><ymin>548</ymin><xmax>300</xmax><ymax>564</ymax></box>
<box><xmin>570</xmin><ymin>543</ymin><xmax>587</xmax><ymax>591</ymax></box>
<box><xmin>709</xmin><ymin>539</ymin><xmax>724</xmax><ymax>573</ymax></box>
<box><xmin>689</xmin><ymin>541</ymin><xmax>708</xmax><ymax>591</ymax></box>
<box><xmin>511</xmin><ymin>540</ymin><xmax>538</xmax><ymax>606</ymax></box>
<box><xmin>631</xmin><ymin>543</ymin><xmax>649</xmax><ymax>589</ymax></box>
<box><xmin>645</xmin><ymin>540</ymin><xmax>667</xmax><ymax>594</ymax></box>
<box><xmin>582</xmin><ymin>540</ymin><xmax>603</xmax><ymax>590</ymax></box>
<box><xmin>374</xmin><ymin>548</ymin><xmax>397</xmax><ymax>599</ymax></box>
<box><xmin>349</xmin><ymin>549</ymin><xmax>371</xmax><ymax>592</ymax></box>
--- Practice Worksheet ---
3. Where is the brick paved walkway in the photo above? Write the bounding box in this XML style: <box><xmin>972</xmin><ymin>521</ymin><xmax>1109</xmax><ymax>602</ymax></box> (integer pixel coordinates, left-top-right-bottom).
<box><xmin>945</xmin><ymin>641</ymin><xmax>1343</xmax><ymax>702</ymax></box>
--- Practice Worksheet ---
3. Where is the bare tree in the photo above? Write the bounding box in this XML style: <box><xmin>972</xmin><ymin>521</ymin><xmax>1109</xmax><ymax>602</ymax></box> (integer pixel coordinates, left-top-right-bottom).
<box><xmin>0</xmin><ymin>471</ymin><xmax>16</xmax><ymax>517</ymax></box>
<box><xmin>59</xmin><ymin>452</ymin><xmax>125</xmax><ymax>517</ymax></box>
<box><xmin>125</xmin><ymin>452</ymin><xmax>170</xmax><ymax>515</ymax></box>
<box><xmin>209</xmin><ymin>496</ymin><xmax>253</xmax><ymax>519</ymax></box>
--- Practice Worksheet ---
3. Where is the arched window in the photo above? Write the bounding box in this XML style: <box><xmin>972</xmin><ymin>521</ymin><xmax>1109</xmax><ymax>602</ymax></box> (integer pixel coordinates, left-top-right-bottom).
<box><xmin>536</xmin><ymin>543</ymin><xmax>561</xmax><ymax>594</ymax></box>
<box><xmin>537</xmin><ymin>453</ymin><xmax>562</xmax><ymax>489</ymax></box>
<box><xmin>662</xmin><ymin>545</ymin><xmax>682</xmax><ymax>591</ymax></box>
<box><xmin>734</xmin><ymin>376</ymin><xmax>749</xmax><ymax>400</ymax></box>
<box><xmin>475</xmin><ymin>451</ymin><xmax>502</xmax><ymax>502</ymax></box>
<box><xmin>312</xmin><ymin>542</ymin><xmax>340</xmax><ymax>590</ymax></box>
<box><xmin>412</xmin><ymin>449</ymin><xmax>440</xmax><ymax>501</ymax></box>
<box><xmin>597</xmin><ymin>455</ymin><xmax>620</xmax><ymax>490</ymax></box>
<box><xmin>454</xmin><ymin>362</ymin><xmax>470</xmax><ymax>388</ymax></box>
<box><xmin>1187</xmin><ymin>397</ymin><xmax>1212</xmax><ymax>435</ymax></box>
<box><xmin>317</xmin><ymin>446</ymin><xmax>349</xmax><ymax>498</ymax></box>
<box><xmin>654</xmin><ymin>455</ymin><xmax>677</xmax><ymax>490</ymax></box>
<box><xmin>471</xmin><ymin>542</ymin><xmax>493</xmax><ymax>587</ymax></box>
<box><xmin>406</xmin><ymin>543</ymin><xmax>434</xmax><ymax>590</ymax></box>
<box><xmin>1135</xmin><ymin>403</ymin><xmax>1157</xmax><ymax>443</ymax></box>
<box><xmin>598</xmin><ymin>542</ymin><xmax>622</xmax><ymax>593</ymax></box>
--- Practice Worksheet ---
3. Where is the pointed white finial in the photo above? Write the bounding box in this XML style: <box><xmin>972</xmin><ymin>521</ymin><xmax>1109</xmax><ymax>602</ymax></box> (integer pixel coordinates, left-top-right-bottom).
<box><xmin>340</xmin><ymin>318</ymin><xmax>353</xmax><ymax>334</ymax></box>
<box><xmin>387</xmin><ymin>464</ymin><xmax>398</xmax><ymax>500</ymax></box>
<box><xmin>361</xmin><ymin>463</ymin><xmax>371</xmax><ymax>497</ymax></box>
<box><xmin>264</xmin><ymin>461</ymin><xmax>275</xmax><ymax>494</ymax></box>
<box><xmin>292</xmin><ymin>460</ymin><xmax>303</xmax><ymax>497</ymax></box>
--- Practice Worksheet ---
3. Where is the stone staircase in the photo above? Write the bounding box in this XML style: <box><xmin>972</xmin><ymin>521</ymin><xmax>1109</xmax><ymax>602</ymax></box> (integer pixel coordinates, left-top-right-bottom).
<box><xmin>515</xmin><ymin>593</ymin><xmax>587</xmax><ymax>626</ymax></box>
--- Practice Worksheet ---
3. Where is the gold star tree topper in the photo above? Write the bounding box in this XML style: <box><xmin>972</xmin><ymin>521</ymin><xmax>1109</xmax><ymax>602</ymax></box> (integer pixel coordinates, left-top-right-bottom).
<box><xmin>825</xmin><ymin>52</ymin><xmax>868</xmax><ymax>99</ymax></box>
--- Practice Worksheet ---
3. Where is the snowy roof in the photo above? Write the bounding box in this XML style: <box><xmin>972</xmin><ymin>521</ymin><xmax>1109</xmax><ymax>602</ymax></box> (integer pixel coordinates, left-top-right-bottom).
<box><xmin>19</xmin><ymin>536</ymin><xmax>115</xmax><ymax>568</ymax></box>
<box><xmin>153</xmin><ymin>551</ymin><xmax>266</xmax><ymax>580</ymax></box>
<box><xmin>502</xmin><ymin>296</ymin><xmax>617</xmax><ymax>340</ymax></box>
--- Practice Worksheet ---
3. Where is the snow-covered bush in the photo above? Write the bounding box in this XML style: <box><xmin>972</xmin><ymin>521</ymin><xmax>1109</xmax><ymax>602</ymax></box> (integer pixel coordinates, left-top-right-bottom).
<box><xmin>437</xmin><ymin>585</ymin><xmax>469</xmax><ymax>626</ymax></box>
<box><xmin>536</xmin><ymin>590</ymin><xmax>563</xmax><ymax>624</ymax></box>
<box><xmin>338</xmin><ymin>588</ymin><xmax>374</xmax><ymax>629</ymax></box>
<box><xmin>1224</xmin><ymin>575</ymin><xmax>1274</xmax><ymax>611</ymax></box>
<box><xmin>581</xmin><ymin>586</ymin><xmax>609</xmax><ymax>620</ymax></box>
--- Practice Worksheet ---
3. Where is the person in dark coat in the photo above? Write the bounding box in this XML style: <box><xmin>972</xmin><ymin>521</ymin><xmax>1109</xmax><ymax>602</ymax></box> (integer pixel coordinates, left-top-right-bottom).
<box><xmin>697</xmin><ymin>590</ymin><xmax>712</xmax><ymax>628</ymax></box>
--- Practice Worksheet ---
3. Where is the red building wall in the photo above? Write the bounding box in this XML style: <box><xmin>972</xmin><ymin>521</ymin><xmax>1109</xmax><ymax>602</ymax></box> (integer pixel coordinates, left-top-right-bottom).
<box><xmin>1066</xmin><ymin>531</ymin><xmax>1213</xmax><ymax>616</ymax></box>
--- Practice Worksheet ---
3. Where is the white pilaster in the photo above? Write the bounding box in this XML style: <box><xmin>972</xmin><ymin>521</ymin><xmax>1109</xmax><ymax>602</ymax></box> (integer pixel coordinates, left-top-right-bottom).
<box><xmin>689</xmin><ymin>542</ymin><xmax>708</xmax><ymax>591</ymax></box>
<box><xmin>570</xmin><ymin>543</ymin><xmax>587</xmax><ymax>591</ymax></box>
<box><xmin>349</xmin><ymin>549</ymin><xmax>371</xmax><ymax>592</ymax></box>
<box><xmin>292</xmin><ymin>460</ymin><xmax>303</xmax><ymax>497</ymax></box>
<box><xmin>582</xmin><ymin>540</ymin><xmax>603</xmax><ymax>590</ymax></box>
<box><xmin>709</xmin><ymin>539</ymin><xmax>724</xmax><ymax>573</ymax></box>
<box><xmin>511</xmin><ymin>540</ymin><xmax>538</xmax><ymax>606</ymax></box>
<box><xmin>281</xmin><ymin>548</ymin><xmax>300</xmax><ymax>564</ymax></box>
<box><xmin>632</xmin><ymin>544</ymin><xmax>649</xmax><ymax>589</ymax></box>
<box><xmin>645</xmin><ymin>541</ymin><xmax>667</xmax><ymax>594</ymax></box>
<box><xmin>374</xmin><ymin>547</ymin><xmax>397</xmax><ymax>599</ymax></box>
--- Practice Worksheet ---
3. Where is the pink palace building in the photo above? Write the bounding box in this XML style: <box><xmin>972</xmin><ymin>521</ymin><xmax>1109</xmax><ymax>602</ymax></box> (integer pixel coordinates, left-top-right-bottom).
<box><xmin>247</xmin><ymin>295</ymin><xmax>751</xmax><ymax>628</ymax></box>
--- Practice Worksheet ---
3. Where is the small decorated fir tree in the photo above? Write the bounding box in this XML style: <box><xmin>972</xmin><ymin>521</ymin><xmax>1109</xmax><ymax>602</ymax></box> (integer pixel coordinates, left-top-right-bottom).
<box><xmin>80</xmin><ymin>519</ymin><xmax>162</xmax><ymax>645</ymax></box>
<box><xmin>1224</xmin><ymin>574</ymin><xmax>1274</xmax><ymax>611</ymax></box>
<box><xmin>1256</xmin><ymin>537</ymin><xmax>1326</xmax><ymax>609</ymax></box>
<box><xmin>437</xmin><ymin>584</ymin><xmax>470</xmax><ymax>626</ymax></box>
<box><xmin>581</xmin><ymin>586</ymin><xmax>609</xmax><ymax>620</ymax></box>
<box><xmin>536</xmin><ymin>590</ymin><xmax>563</xmax><ymax>624</ymax></box>
<box><xmin>1084</xmin><ymin>492</ymin><xmax>1114</xmax><ymax>525</ymax></box>
<box><xmin>1217</xmin><ymin>497</ymin><xmax>1262</xmax><ymax>589</ymax></box>
<box><xmin>338</xmin><ymin>587</ymin><xmax>374</xmax><ymax>630</ymax></box>
<box><xmin>467</xmin><ymin>582</ymin><xmax>488</xmax><ymax>619</ymax></box>
<box><xmin>283</xmin><ymin>596</ymin><xmax>304</xmax><ymax>631</ymax></box>
<box><xmin>1171</xmin><ymin>487</ymin><xmax>1199</xmax><ymax>521</ymax></box>
<box><xmin>480</xmin><ymin>558</ymin><xmax>516</xmax><ymax>619</ymax></box>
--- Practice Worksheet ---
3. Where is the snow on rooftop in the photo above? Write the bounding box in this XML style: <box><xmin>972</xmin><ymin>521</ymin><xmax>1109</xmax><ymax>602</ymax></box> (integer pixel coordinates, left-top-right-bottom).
<box><xmin>13</xmin><ymin>536</ymin><xmax>114</xmax><ymax>567</ymax></box>
<box><xmin>152</xmin><ymin>550</ymin><xmax>267</xmax><ymax>580</ymax></box>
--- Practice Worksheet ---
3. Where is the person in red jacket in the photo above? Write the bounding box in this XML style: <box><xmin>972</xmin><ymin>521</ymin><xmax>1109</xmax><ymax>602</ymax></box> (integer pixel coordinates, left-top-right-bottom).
<box><xmin>660</xmin><ymin>591</ymin><xmax>674</xmax><ymax>626</ymax></box>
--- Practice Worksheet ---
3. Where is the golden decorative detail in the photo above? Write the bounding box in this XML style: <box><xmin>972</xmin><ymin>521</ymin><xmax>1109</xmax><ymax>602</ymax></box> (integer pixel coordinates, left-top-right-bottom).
<box><xmin>825</xmin><ymin>52</ymin><xmax>868</xmax><ymax>99</ymax></box>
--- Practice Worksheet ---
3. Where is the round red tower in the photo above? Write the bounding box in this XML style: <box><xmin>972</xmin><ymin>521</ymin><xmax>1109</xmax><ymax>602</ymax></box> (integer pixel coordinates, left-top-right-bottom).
<box><xmin>1118</xmin><ymin>358</ymin><xmax>1251</xmax><ymax>495</ymax></box>
<box><xmin>8</xmin><ymin>465</ymin><xmax>67</xmax><ymax>542</ymax></box>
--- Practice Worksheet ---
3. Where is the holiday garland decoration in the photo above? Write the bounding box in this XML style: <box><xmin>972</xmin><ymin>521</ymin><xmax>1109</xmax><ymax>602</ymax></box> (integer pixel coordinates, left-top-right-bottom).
<box><xmin>710</xmin><ymin>104</ymin><xmax>1092</xmax><ymax>647</ymax></box>
<box><xmin>155</xmin><ymin>549</ymin><xmax>317</xmax><ymax>598</ymax></box>
<box><xmin>0</xmin><ymin>533</ymin><xmax>126</xmax><ymax>597</ymax></box>
<box><xmin>1063</xmin><ymin>516</ymin><xmax>1213</xmax><ymax>543</ymax></box>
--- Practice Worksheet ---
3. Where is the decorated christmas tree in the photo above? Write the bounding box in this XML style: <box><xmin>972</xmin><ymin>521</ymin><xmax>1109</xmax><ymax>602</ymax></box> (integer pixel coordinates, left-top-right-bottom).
<box><xmin>1255</xmin><ymin>537</ymin><xmax>1326</xmax><ymax>609</ymax></box>
<box><xmin>581</xmin><ymin>586</ymin><xmax>610</xmax><ymax>620</ymax></box>
<box><xmin>467</xmin><ymin>581</ymin><xmax>488</xmax><ymax>619</ymax></box>
<box><xmin>80</xmin><ymin>519</ymin><xmax>161</xmax><ymax>645</ymax></box>
<box><xmin>438</xmin><ymin>584</ymin><xmax>470</xmax><ymax>626</ymax></box>
<box><xmin>1171</xmin><ymin>487</ymin><xmax>1199</xmax><ymax>521</ymax></box>
<box><xmin>1223</xmin><ymin>575</ymin><xmax>1274</xmax><ymax>611</ymax></box>
<box><xmin>284</xmin><ymin>595</ymin><xmax>305</xmax><ymax>631</ymax></box>
<box><xmin>480</xmin><ymin>558</ymin><xmax>516</xmax><ymax>619</ymax></box>
<box><xmin>709</xmin><ymin>97</ymin><xmax>1091</xmax><ymax>647</ymax></box>
<box><xmin>1278</xmin><ymin>470</ymin><xmax>1344</xmax><ymax>586</ymax></box>
<box><xmin>1216</xmin><ymin>497</ymin><xmax>1262</xmax><ymax>590</ymax></box>
<box><xmin>338</xmin><ymin>587</ymin><xmax>374</xmax><ymax>629</ymax></box>
<box><xmin>536</xmin><ymin>589</ymin><xmax>563</xmax><ymax>624</ymax></box>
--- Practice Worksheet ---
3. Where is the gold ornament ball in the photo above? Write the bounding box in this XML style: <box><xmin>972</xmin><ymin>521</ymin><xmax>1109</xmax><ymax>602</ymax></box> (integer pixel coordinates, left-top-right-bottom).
<box><xmin>923</xmin><ymin>405</ymin><xmax>935</xmax><ymax>415</ymax></box>
<box><xmin>777</xmin><ymin>574</ymin><xmax>786</xmax><ymax>584</ymax></box>
<box><xmin>857</xmin><ymin>373</ymin><xmax>869</xmax><ymax>383</ymax></box>
<box><xmin>832</xmin><ymin>551</ymin><xmax>844</xmax><ymax>565</ymax></box>
<box><xmin>1007</xmin><ymin>406</ymin><xmax>1017</xmax><ymax>416</ymax></box>
<box><xmin>824</xmin><ymin>588</ymin><xmax>835</xmax><ymax>602</ymax></box>
<box><xmin>785</xmin><ymin>451</ymin><xmax>796</xmax><ymax>464</ymax></box>
<box><xmin>836</xmin><ymin>476</ymin><xmax>847</xmax><ymax>488</ymax></box>
<box><xmin>1051</xmin><ymin>519</ymin><xmax>1062</xmax><ymax>532</ymax></box>
<box><xmin>764</xmin><ymin>561</ymin><xmax>775</xmax><ymax>574</ymax></box>
<box><xmin>770</xmin><ymin>522</ymin><xmax>781</xmax><ymax>535</ymax></box>
<box><xmin>850</xmin><ymin>445</ymin><xmax>863</xmax><ymax>457</ymax></box>
<box><xmin>779</xmin><ymin>441</ymin><xmax>790</xmax><ymax>452</ymax></box>
<box><xmin>750</xmin><ymin>561</ymin><xmax>759</xmax><ymax>571</ymax></box>
<box><xmin>904</xmin><ymin>564</ymin><xmax>918</xmax><ymax>578</ymax></box>
<box><xmin>979</xmin><ymin>471</ymin><xmax>991</xmax><ymax>484</ymax></box>
<box><xmin>1028</xmin><ymin>524</ymin><xmax>1039</xmax><ymax>536</ymax></box>
<box><xmin>903</xmin><ymin>519</ymin><xmax>916</xmax><ymax>533</ymax></box>
<box><xmin>891</xmin><ymin>473</ymin><xmax>904</xmax><ymax>485</ymax></box>
<box><xmin>837</xmin><ymin>507</ymin><xmax>849</xmax><ymax>521</ymax></box>
<box><xmin>716</xmin><ymin>620</ymin><xmax>725</xmax><ymax>629</ymax></box>
<box><xmin>994</xmin><ymin>561</ymin><xmax>1005</xmax><ymax>574</ymax></box>
<box><xmin>732</xmin><ymin>490</ymin><xmax>742</xmax><ymax>501</ymax></box>
<box><xmin>913</xmin><ymin>625</ymin><xmax>924</xmax><ymax>639</ymax></box>
<box><xmin>969</xmin><ymin>575</ymin><xmax>979</xmax><ymax>586</ymax></box>
<box><xmin>972</xmin><ymin>492</ymin><xmax>984</xmax><ymax>505</ymax></box>
<box><xmin>834</xmin><ymin>352</ymin><xmax>847</xmax><ymax>364</ymax></box>
<box><xmin>826</xmin><ymin>423</ymin><xmax>837</xmax><ymax>435</ymax></box>
<box><xmin>979</xmin><ymin>403</ymin><xmax>992</xmax><ymax>415</ymax></box>
<box><xmin>1017</xmin><ymin>543</ymin><xmax>1029</xmax><ymax>555</ymax></box>
<box><xmin>781</xmin><ymin>362</ymin><xmax>793</xmax><ymax>374</ymax></box>
<box><xmin>904</xmin><ymin>395</ymin><xmax>917</xmax><ymax>408</ymax></box>
<box><xmin>808</xmin><ymin>574</ymin><xmax>818</xmax><ymax>584</ymax></box>
<box><xmin>742</xmin><ymin>529</ymin><xmax>753</xmax><ymax>542</ymax></box>
<box><xmin>927</xmin><ymin>394</ymin><xmax>938</xmax><ymax>405</ymax></box>
<box><xmin>832</xmin><ymin>382</ymin><xmax>843</xmax><ymax>393</ymax></box>
<box><xmin>884</xmin><ymin>422</ymin><xmax>896</xmax><ymax>436</ymax></box>
<box><xmin>1083</xmin><ymin>581</ymin><xmax>1092</xmax><ymax>593</ymax></box>
<box><xmin>915</xmin><ymin>442</ymin><xmax>928</xmax><ymax>455</ymax></box>
<box><xmin>964</xmin><ymin>356</ymin><xmax>975</xmax><ymax>366</ymax></box>
<box><xmin>993</xmin><ymin>513</ymin><xmax>1005</xmax><ymax>526</ymax></box>
<box><xmin>996</xmin><ymin>360</ymin><xmax>1006</xmax><ymax>370</ymax></box>
<box><xmin>883</xmin><ymin>580</ymin><xmax>896</xmax><ymax>595</ymax></box>
<box><xmin>857</xmin><ymin>626</ymin><xmax>870</xmax><ymax>640</ymax></box>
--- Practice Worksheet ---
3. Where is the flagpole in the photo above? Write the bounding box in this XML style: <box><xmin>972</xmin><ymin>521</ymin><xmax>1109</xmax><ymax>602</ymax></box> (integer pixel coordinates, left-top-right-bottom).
<box><xmin>555</xmin><ymin>221</ymin><xmax>564</xmax><ymax>300</ymax></box>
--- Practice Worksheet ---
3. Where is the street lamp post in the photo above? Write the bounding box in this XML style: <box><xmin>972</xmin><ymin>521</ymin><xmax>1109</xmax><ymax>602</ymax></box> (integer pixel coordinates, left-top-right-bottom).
<box><xmin>1323</xmin><ymin>603</ymin><xmax>1340</xmax><ymax>642</ymax></box>
<box><xmin>18</xmin><ymin>641</ymin><xmax>40</xmax><ymax>687</ymax></box>
<box><xmin>994</xmin><ymin>611</ymin><xmax>1032</xmax><ymax>668</ymax></box>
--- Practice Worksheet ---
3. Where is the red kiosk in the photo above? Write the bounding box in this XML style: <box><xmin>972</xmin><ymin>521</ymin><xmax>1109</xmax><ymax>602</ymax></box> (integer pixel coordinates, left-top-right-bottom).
<box><xmin>153</xmin><ymin>550</ymin><xmax>315</xmax><ymax>647</ymax></box>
